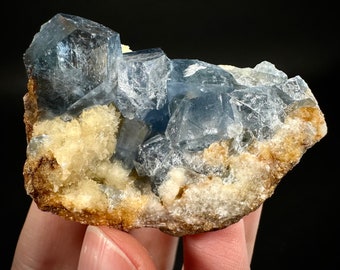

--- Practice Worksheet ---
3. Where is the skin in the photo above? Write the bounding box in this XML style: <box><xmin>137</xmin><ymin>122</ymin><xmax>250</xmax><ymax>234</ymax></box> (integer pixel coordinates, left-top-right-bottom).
<box><xmin>11</xmin><ymin>201</ymin><xmax>262</xmax><ymax>270</ymax></box>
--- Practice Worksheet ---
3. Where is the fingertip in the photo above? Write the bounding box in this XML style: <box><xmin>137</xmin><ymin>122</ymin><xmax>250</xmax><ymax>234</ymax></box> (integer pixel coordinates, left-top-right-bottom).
<box><xmin>243</xmin><ymin>205</ymin><xmax>263</xmax><ymax>261</ymax></box>
<box><xmin>12</xmin><ymin>201</ymin><xmax>86</xmax><ymax>270</ymax></box>
<box><xmin>129</xmin><ymin>228</ymin><xmax>179</xmax><ymax>270</ymax></box>
<box><xmin>183</xmin><ymin>221</ymin><xmax>249</xmax><ymax>270</ymax></box>
<box><xmin>78</xmin><ymin>226</ymin><xmax>156</xmax><ymax>270</ymax></box>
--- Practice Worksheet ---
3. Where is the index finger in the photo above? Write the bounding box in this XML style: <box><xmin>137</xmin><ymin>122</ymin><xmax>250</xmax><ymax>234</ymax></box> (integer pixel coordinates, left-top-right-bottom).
<box><xmin>11</xmin><ymin>201</ymin><xmax>87</xmax><ymax>270</ymax></box>
<box><xmin>182</xmin><ymin>206</ymin><xmax>262</xmax><ymax>270</ymax></box>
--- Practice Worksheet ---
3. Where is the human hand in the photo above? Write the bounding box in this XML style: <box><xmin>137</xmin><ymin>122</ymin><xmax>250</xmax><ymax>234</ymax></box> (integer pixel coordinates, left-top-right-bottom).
<box><xmin>11</xmin><ymin>201</ymin><xmax>262</xmax><ymax>270</ymax></box>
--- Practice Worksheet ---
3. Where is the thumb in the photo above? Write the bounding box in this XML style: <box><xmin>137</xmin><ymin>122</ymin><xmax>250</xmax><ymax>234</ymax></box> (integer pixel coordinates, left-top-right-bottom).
<box><xmin>78</xmin><ymin>226</ymin><xmax>156</xmax><ymax>270</ymax></box>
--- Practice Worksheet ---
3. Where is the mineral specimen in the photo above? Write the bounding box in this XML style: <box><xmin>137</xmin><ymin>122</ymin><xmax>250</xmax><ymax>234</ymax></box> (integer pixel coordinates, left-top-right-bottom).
<box><xmin>22</xmin><ymin>13</ymin><xmax>327</xmax><ymax>236</ymax></box>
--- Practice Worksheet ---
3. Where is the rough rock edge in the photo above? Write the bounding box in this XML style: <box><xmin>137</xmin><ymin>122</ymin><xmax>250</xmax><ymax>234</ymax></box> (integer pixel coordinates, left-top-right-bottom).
<box><xmin>22</xmin><ymin>66</ymin><xmax>327</xmax><ymax>237</ymax></box>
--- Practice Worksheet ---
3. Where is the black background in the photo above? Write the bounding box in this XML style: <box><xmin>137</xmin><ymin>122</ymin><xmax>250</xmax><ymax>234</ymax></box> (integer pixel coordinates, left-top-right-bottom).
<box><xmin>1</xmin><ymin>1</ymin><xmax>338</xmax><ymax>269</ymax></box>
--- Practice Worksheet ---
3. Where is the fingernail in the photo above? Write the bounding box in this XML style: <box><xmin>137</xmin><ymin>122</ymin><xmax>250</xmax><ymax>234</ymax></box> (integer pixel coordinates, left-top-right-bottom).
<box><xmin>79</xmin><ymin>226</ymin><xmax>136</xmax><ymax>270</ymax></box>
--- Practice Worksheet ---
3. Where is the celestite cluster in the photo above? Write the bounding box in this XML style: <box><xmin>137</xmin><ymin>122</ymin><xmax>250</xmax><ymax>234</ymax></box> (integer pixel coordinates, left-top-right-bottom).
<box><xmin>22</xmin><ymin>13</ymin><xmax>327</xmax><ymax>235</ymax></box>
<box><xmin>24</xmin><ymin>13</ymin><xmax>317</xmax><ymax>192</ymax></box>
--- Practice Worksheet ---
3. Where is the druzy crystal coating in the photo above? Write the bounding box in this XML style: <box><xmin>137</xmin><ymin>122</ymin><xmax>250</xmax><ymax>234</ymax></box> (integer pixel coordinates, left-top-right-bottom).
<box><xmin>24</xmin><ymin>13</ymin><xmax>318</xmax><ymax>192</ymax></box>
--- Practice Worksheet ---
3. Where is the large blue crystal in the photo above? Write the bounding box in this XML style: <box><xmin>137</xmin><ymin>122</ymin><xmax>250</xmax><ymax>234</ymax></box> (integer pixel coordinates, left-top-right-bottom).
<box><xmin>165</xmin><ymin>59</ymin><xmax>237</xmax><ymax>151</ymax></box>
<box><xmin>24</xmin><ymin>13</ymin><xmax>317</xmax><ymax>192</ymax></box>
<box><xmin>24</xmin><ymin>13</ymin><xmax>122</xmax><ymax>116</ymax></box>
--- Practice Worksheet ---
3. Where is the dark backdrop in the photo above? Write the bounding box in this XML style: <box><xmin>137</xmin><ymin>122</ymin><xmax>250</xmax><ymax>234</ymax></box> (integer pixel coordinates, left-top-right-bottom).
<box><xmin>1</xmin><ymin>1</ymin><xmax>338</xmax><ymax>269</ymax></box>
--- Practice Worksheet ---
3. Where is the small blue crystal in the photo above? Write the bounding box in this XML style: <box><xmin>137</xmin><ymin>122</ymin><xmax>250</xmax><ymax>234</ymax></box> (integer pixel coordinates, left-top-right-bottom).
<box><xmin>228</xmin><ymin>86</ymin><xmax>288</xmax><ymax>140</ymax></box>
<box><xmin>113</xmin><ymin>118</ymin><xmax>150</xmax><ymax>170</ymax></box>
<box><xmin>167</xmin><ymin>59</ymin><xmax>237</xmax><ymax>103</ymax></box>
<box><xmin>115</xmin><ymin>48</ymin><xmax>171</xmax><ymax>120</ymax></box>
<box><xmin>134</xmin><ymin>134</ymin><xmax>184</xmax><ymax>192</ymax></box>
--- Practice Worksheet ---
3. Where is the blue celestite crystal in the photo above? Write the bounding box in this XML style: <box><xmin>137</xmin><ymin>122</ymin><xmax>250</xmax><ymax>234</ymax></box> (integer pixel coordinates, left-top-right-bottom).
<box><xmin>113</xmin><ymin>118</ymin><xmax>150</xmax><ymax>170</ymax></box>
<box><xmin>24</xmin><ymin>13</ymin><xmax>122</xmax><ymax>116</ymax></box>
<box><xmin>116</xmin><ymin>48</ymin><xmax>171</xmax><ymax>120</ymax></box>
<box><xmin>167</xmin><ymin>59</ymin><xmax>237</xmax><ymax>102</ymax></box>
<box><xmin>166</xmin><ymin>90</ymin><xmax>235</xmax><ymax>151</ymax></box>
<box><xmin>165</xmin><ymin>59</ymin><xmax>238</xmax><ymax>151</ymax></box>
<box><xmin>24</xmin><ymin>13</ymin><xmax>318</xmax><ymax>193</ymax></box>
<box><xmin>134</xmin><ymin>134</ymin><xmax>185</xmax><ymax>191</ymax></box>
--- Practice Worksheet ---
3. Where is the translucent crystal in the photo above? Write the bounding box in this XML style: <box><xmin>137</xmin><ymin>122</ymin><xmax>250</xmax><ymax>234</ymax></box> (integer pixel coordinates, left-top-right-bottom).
<box><xmin>134</xmin><ymin>134</ymin><xmax>184</xmax><ymax>192</ymax></box>
<box><xmin>281</xmin><ymin>76</ymin><xmax>315</xmax><ymax>102</ymax></box>
<box><xmin>116</xmin><ymin>48</ymin><xmax>171</xmax><ymax>120</ymax></box>
<box><xmin>223</xmin><ymin>60</ymin><xmax>288</xmax><ymax>87</ymax></box>
<box><xmin>113</xmin><ymin>118</ymin><xmax>150</xmax><ymax>170</ymax></box>
<box><xmin>167</xmin><ymin>59</ymin><xmax>237</xmax><ymax>103</ymax></box>
<box><xmin>228</xmin><ymin>86</ymin><xmax>288</xmax><ymax>140</ymax></box>
<box><xmin>166</xmin><ymin>90</ymin><xmax>235</xmax><ymax>151</ymax></box>
<box><xmin>24</xmin><ymin>13</ymin><xmax>122</xmax><ymax>116</ymax></box>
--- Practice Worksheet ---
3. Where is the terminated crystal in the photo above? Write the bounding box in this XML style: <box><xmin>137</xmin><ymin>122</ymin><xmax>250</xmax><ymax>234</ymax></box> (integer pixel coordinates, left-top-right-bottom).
<box><xmin>116</xmin><ymin>48</ymin><xmax>171</xmax><ymax>120</ymax></box>
<box><xmin>167</xmin><ymin>59</ymin><xmax>237</xmax><ymax>102</ymax></box>
<box><xmin>24</xmin><ymin>13</ymin><xmax>122</xmax><ymax>116</ymax></box>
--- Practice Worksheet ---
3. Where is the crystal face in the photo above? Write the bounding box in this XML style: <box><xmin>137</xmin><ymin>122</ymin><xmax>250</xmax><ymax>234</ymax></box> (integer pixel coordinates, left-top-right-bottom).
<box><xmin>23</xmin><ymin>13</ymin><xmax>319</xmax><ymax>193</ymax></box>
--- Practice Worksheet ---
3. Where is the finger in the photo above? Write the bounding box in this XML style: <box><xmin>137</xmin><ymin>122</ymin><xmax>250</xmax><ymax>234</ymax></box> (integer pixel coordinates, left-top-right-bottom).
<box><xmin>183</xmin><ymin>220</ymin><xmax>249</xmax><ymax>270</ymax></box>
<box><xmin>78</xmin><ymin>226</ymin><xmax>157</xmax><ymax>270</ymax></box>
<box><xmin>243</xmin><ymin>205</ymin><xmax>262</xmax><ymax>262</ymax></box>
<box><xmin>12</xmin><ymin>200</ymin><xmax>87</xmax><ymax>270</ymax></box>
<box><xmin>129</xmin><ymin>228</ymin><xmax>179</xmax><ymax>270</ymax></box>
